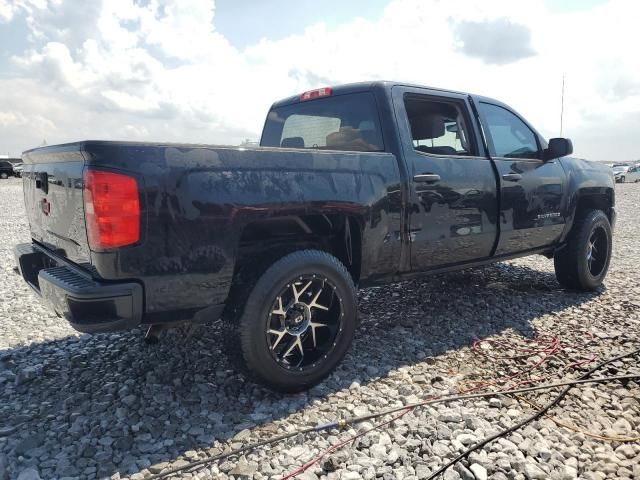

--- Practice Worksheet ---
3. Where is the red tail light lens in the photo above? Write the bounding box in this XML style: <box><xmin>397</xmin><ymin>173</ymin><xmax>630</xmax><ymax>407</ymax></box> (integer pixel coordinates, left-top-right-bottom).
<box><xmin>300</xmin><ymin>87</ymin><xmax>332</xmax><ymax>101</ymax></box>
<box><xmin>83</xmin><ymin>170</ymin><xmax>140</xmax><ymax>250</ymax></box>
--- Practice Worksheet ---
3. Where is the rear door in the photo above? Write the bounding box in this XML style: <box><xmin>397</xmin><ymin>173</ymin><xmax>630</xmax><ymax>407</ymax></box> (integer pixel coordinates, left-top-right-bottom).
<box><xmin>392</xmin><ymin>86</ymin><xmax>499</xmax><ymax>271</ymax></box>
<box><xmin>22</xmin><ymin>145</ymin><xmax>91</xmax><ymax>265</ymax></box>
<box><xmin>476</xmin><ymin>101</ymin><xmax>567</xmax><ymax>255</ymax></box>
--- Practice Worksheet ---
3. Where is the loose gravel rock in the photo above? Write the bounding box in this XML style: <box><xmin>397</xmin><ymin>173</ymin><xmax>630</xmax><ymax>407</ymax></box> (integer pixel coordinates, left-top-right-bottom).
<box><xmin>1</xmin><ymin>177</ymin><xmax>639</xmax><ymax>479</ymax></box>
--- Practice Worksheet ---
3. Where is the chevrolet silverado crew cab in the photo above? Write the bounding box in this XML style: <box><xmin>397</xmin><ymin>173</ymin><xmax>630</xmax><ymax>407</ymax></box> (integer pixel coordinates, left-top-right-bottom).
<box><xmin>15</xmin><ymin>81</ymin><xmax>615</xmax><ymax>391</ymax></box>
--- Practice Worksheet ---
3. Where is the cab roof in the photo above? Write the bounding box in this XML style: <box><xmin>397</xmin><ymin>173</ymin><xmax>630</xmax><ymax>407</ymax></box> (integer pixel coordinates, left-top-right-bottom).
<box><xmin>269</xmin><ymin>80</ymin><xmax>498</xmax><ymax>109</ymax></box>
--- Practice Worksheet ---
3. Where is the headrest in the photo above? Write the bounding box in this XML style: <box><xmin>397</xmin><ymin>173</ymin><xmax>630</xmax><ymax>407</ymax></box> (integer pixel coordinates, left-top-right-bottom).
<box><xmin>281</xmin><ymin>136</ymin><xmax>304</xmax><ymax>148</ymax></box>
<box><xmin>409</xmin><ymin>115</ymin><xmax>445</xmax><ymax>140</ymax></box>
<box><xmin>326</xmin><ymin>127</ymin><xmax>373</xmax><ymax>151</ymax></box>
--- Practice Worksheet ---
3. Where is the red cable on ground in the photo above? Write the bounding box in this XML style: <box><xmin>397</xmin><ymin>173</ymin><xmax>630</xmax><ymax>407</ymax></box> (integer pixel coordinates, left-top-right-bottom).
<box><xmin>280</xmin><ymin>326</ymin><xmax>602</xmax><ymax>479</ymax></box>
<box><xmin>279</xmin><ymin>408</ymin><xmax>412</xmax><ymax>480</ymax></box>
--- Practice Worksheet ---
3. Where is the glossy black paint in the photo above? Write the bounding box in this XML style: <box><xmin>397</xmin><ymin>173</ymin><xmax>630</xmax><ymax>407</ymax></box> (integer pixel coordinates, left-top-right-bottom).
<box><xmin>22</xmin><ymin>146</ymin><xmax>91</xmax><ymax>266</ymax></box>
<box><xmin>17</xmin><ymin>81</ymin><xmax>615</xmax><ymax>331</ymax></box>
<box><xmin>391</xmin><ymin>86</ymin><xmax>499</xmax><ymax>269</ymax></box>
<box><xmin>23</xmin><ymin>141</ymin><xmax>403</xmax><ymax>322</ymax></box>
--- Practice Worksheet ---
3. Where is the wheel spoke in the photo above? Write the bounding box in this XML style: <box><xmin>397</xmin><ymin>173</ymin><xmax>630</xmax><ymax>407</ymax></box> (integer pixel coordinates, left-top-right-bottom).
<box><xmin>268</xmin><ymin>328</ymin><xmax>287</xmax><ymax>350</ymax></box>
<box><xmin>272</xmin><ymin>296</ymin><xmax>286</xmax><ymax>316</ymax></box>
<box><xmin>308</xmin><ymin>286</ymin><xmax>329</xmax><ymax>311</ymax></box>
<box><xmin>308</xmin><ymin>320</ymin><xmax>328</xmax><ymax>347</ymax></box>
<box><xmin>292</xmin><ymin>281</ymin><xmax>312</xmax><ymax>302</ymax></box>
<box><xmin>283</xmin><ymin>335</ymin><xmax>304</xmax><ymax>363</ymax></box>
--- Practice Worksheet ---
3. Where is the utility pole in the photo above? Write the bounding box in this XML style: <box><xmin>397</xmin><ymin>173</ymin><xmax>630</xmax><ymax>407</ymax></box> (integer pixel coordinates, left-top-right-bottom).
<box><xmin>560</xmin><ymin>74</ymin><xmax>565</xmax><ymax>137</ymax></box>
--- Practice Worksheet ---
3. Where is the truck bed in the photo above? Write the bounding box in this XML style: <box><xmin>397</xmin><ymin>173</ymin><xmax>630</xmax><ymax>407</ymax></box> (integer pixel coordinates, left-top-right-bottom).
<box><xmin>18</xmin><ymin>140</ymin><xmax>402</xmax><ymax>330</ymax></box>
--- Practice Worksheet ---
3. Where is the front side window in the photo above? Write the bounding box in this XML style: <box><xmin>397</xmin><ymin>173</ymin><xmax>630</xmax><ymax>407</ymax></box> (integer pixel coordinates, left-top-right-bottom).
<box><xmin>479</xmin><ymin>103</ymin><xmax>540</xmax><ymax>159</ymax></box>
<box><xmin>261</xmin><ymin>92</ymin><xmax>384</xmax><ymax>152</ymax></box>
<box><xmin>404</xmin><ymin>95</ymin><xmax>473</xmax><ymax>156</ymax></box>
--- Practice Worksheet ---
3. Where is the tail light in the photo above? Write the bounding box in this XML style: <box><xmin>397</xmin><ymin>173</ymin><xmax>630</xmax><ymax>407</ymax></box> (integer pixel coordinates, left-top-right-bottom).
<box><xmin>83</xmin><ymin>169</ymin><xmax>140</xmax><ymax>250</ymax></box>
<box><xmin>300</xmin><ymin>87</ymin><xmax>332</xmax><ymax>102</ymax></box>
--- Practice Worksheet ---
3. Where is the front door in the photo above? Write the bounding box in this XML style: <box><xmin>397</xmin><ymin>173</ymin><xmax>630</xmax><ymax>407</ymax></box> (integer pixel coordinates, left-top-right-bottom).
<box><xmin>476</xmin><ymin>101</ymin><xmax>567</xmax><ymax>255</ymax></box>
<box><xmin>392</xmin><ymin>87</ymin><xmax>499</xmax><ymax>271</ymax></box>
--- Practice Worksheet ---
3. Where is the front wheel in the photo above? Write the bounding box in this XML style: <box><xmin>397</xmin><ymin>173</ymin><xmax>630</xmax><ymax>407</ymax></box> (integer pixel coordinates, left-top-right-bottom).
<box><xmin>224</xmin><ymin>250</ymin><xmax>357</xmax><ymax>392</ymax></box>
<box><xmin>554</xmin><ymin>210</ymin><xmax>612</xmax><ymax>291</ymax></box>
<box><xmin>620</xmin><ymin>176</ymin><xmax>626</xmax><ymax>183</ymax></box>
<box><xmin>0</xmin><ymin>173</ymin><xmax>7</xmax><ymax>179</ymax></box>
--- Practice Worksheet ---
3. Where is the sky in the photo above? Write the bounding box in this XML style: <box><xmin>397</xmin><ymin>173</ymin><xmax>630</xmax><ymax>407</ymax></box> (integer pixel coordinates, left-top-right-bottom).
<box><xmin>0</xmin><ymin>0</ymin><xmax>638</xmax><ymax>162</ymax></box>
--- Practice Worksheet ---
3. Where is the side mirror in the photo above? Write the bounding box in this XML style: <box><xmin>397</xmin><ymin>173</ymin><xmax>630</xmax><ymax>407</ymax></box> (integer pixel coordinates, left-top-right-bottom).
<box><xmin>545</xmin><ymin>137</ymin><xmax>573</xmax><ymax>160</ymax></box>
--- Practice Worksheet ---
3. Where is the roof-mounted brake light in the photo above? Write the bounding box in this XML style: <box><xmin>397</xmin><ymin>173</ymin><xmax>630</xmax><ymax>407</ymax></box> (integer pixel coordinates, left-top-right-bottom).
<box><xmin>300</xmin><ymin>87</ymin><xmax>332</xmax><ymax>102</ymax></box>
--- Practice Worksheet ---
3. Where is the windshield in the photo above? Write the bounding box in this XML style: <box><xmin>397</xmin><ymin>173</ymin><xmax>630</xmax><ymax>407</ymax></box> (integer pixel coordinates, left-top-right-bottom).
<box><xmin>612</xmin><ymin>166</ymin><xmax>628</xmax><ymax>173</ymax></box>
<box><xmin>261</xmin><ymin>92</ymin><xmax>384</xmax><ymax>152</ymax></box>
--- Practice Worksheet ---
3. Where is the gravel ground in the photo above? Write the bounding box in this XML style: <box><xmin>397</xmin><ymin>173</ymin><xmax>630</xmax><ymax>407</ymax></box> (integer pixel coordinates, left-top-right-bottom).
<box><xmin>1</xmin><ymin>176</ymin><xmax>639</xmax><ymax>480</ymax></box>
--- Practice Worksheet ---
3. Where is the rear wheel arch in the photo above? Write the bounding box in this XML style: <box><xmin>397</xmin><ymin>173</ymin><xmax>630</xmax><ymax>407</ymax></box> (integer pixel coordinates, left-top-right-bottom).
<box><xmin>232</xmin><ymin>213</ymin><xmax>364</xmax><ymax>285</ymax></box>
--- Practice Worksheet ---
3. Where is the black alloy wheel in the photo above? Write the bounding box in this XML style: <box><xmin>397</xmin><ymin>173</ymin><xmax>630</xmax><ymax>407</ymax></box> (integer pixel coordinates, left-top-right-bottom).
<box><xmin>585</xmin><ymin>225</ymin><xmax>608</xmax><ymax>278</ymax></box>
<box><xmin>554</xmin><ymin>209</ymin><xmax>612</xmax><ymax>291</ymax></box>
<box><xmin>266</xmin><ymin>275</ymin><xmax>343</xmax><ymax>371</ymax></box>
<box><xmin>223</xmin><ymin>250</ymin><xmax>357</xmax><ymax>392</ymax></box>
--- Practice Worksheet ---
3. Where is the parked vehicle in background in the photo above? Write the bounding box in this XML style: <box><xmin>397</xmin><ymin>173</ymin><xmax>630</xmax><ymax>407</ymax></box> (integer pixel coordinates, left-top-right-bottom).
<box><xmin>0</xmin><ymin>160</ymin><xmax>16</xmax><ymax>179</ymax></box>
<box><xmin>612</xmin><ymin>164</ymin><xmax>630</xmax><ymax>183</ymax></box>
<box><xmin>614</xmin><ymin>164</ymin><xmax>640</xmax><ymax>183</ymax></box>
<box><xmin>14</xmin><ymin>81</ymin><xmax>616</xmax><ymax>391</ymax></box>
<box><xmin>12</xmin><ymin>162</ymin><xmax>24</xmax><ymax>178</ymax></box>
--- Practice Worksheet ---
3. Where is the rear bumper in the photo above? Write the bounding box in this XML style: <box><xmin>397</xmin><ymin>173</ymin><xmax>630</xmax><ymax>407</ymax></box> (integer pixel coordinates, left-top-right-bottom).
<box><xmin>14</xmin><ymin>243</ymin><xmax>143</xmax><ymax>333</ymax></box>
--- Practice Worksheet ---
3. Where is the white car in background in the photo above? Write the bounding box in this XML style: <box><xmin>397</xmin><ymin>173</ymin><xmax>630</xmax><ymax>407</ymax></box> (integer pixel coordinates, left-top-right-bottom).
<box><xmin>12</xmin><ymin>163</ymin><xmax>23</xmax><ymax>178</ymax></box>
<box><xmin>613</xmin><ymin>164</ymin><xmax>640</xmax><ymax>183</ymax></box>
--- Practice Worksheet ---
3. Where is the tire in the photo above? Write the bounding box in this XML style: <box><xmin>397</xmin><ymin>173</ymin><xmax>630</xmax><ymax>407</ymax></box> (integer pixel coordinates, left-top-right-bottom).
<box><xmin>223</xmin><ymin>249</ymin><xmax>357</xmax><ymax>392</ymax></box>
<box><xmin>620</xmin><ymin>176</ymin><xmax>625</xmax><ymax>183</ymax></box>
<box><xmin>554</xmin><ymin>209</ymin><xmax>612</xmax><ymax>291</ymax></box>
<box><xmin>0</xmin><ymin>173</ymin><xmax>7</xmax><ymax>179</ymax></box>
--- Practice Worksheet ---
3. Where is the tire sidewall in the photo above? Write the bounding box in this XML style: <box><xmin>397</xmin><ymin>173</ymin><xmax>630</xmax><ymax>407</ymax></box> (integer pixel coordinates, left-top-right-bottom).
<box><xmin>575</xmin><ymin>212</ymin><xmax>612</xmax><ymax>290</ymax></box>
<box><xmin>239</xmin><ymin>251</ymin><xmax>357</xmax><ymax>391</ymax></box>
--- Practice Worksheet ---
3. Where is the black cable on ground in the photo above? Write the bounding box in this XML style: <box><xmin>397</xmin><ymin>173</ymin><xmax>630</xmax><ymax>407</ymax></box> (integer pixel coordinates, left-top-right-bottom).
<box><xmin>148</xmin><ymin>366</ymin><xmax>639</xmax><ymax>479</ymax></box>
<box><xmin>424</xmin><ymin>347</ymin><xmax>640</xmax><ymax>480</ymax></box>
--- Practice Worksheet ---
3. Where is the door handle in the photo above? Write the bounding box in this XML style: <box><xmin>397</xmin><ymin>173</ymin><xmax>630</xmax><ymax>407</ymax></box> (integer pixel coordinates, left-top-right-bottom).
<box><xmin>413</xmin><ymin>173</ymin><xmax>441</xmax><ymax>183</ymax></box>
<box><xmin>502</xmin><ymin>173</ymin><xmax>522</xmax><ymax>182</ymax></box>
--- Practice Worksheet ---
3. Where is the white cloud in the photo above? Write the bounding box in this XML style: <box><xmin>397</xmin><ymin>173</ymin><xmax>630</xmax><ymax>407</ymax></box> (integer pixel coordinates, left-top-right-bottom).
<box><xmin>1</xmin><ymin>0</ymin><xmax>639</xmax><ymax>161</ymax></box>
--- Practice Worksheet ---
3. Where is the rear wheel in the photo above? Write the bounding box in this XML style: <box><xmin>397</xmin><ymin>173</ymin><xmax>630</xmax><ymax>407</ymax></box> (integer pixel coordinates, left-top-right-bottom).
<box><xmin>554</xmin><ymin>209</ymin><xmax>612</xmax><ymax>291</ymax></box>
<box><xmin>620</xmin><ymin>176</ymin><xmax>626</xmax><ymax>183</ymax></box>
<box><xmin>0</xmin><ymin>173</ymin><xmax>7</xmax><ymax>179</ymax></box>
<box><xmin>223</xmin><ymin>250</ymin><xmax>357</xmax><ymax>392</ymax></box>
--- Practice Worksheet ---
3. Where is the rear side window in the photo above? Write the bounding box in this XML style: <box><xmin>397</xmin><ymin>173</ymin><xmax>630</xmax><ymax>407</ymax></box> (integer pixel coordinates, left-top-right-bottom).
<box><xmin>261</xmin><ymin>92</ymin><xmax>384</xmax><ymax>152</ymax></box>
<box><xmin>404</xmin><ymin>94</ymin><xmax>474</xmax><ymax>156</ymax></box>
<box><xmin>478</xmin><ymin>103</ymin><xmax>540</xmax><ymax>159</ymax></box>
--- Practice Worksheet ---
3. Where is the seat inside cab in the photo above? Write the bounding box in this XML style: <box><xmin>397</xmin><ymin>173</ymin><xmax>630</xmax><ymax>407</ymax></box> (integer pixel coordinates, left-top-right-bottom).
<box><xmin>405</xmin><ymin>97</ymin><xmax>471</xmax><ymax>156</ymax></box>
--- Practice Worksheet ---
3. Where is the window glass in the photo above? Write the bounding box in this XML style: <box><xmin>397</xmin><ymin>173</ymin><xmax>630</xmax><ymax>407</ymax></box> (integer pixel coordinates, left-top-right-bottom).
<box><xmin>479</xmin><ymin>103</ymin><xmax>539</xmax><ymax>159</ymax></box>
<box><xmin>261</xmin><ymin>92</ymin><xmax>384</xmax><ymax>152</ymax></box>
<box><xmin>403</xmin><ymin>95</ymin><xmax>473</xmax><ymax>156</ymax></box>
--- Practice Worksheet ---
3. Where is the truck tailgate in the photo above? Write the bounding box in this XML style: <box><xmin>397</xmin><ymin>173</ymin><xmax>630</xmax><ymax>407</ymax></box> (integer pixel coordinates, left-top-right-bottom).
<box><xmin>21</xmin><ymin>143</ymin><xmax>91</xmax><ymax>266</ymax></box>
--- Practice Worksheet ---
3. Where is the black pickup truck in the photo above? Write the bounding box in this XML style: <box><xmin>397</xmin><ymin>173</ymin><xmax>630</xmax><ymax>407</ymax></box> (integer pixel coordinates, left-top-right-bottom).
<box><xmin>15</xmin><ymin>81</ymin><xmax>615</xmax><ymax>391</ymax></box>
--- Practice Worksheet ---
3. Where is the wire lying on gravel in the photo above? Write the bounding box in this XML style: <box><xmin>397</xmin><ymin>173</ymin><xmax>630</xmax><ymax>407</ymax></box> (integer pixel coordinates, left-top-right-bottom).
<box><xmin>513</xmin><ymin>394</ymin><xmax>640</xmax><ymax>443</ymax></box>
<box><xmin>422</xmin><ymin>346</ymin><xmax>640</xmax><ymax>480</ymax></box>
<box><xmin>147</xmin><ymin>358</ymin><xmax>639</xmax><ymax>479</ymax></box>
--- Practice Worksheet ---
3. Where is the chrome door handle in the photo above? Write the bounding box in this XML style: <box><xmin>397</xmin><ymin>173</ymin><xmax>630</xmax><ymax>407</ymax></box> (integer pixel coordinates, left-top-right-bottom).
<box><xmin>502</xmin><ymin>173</ymin><xmax>522</xmax><ymax>182</ymax></box>
<box><xmin>413</xmin><ymin>173</ymin><xmax>441</xmax><ymax>183</ymax></box>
